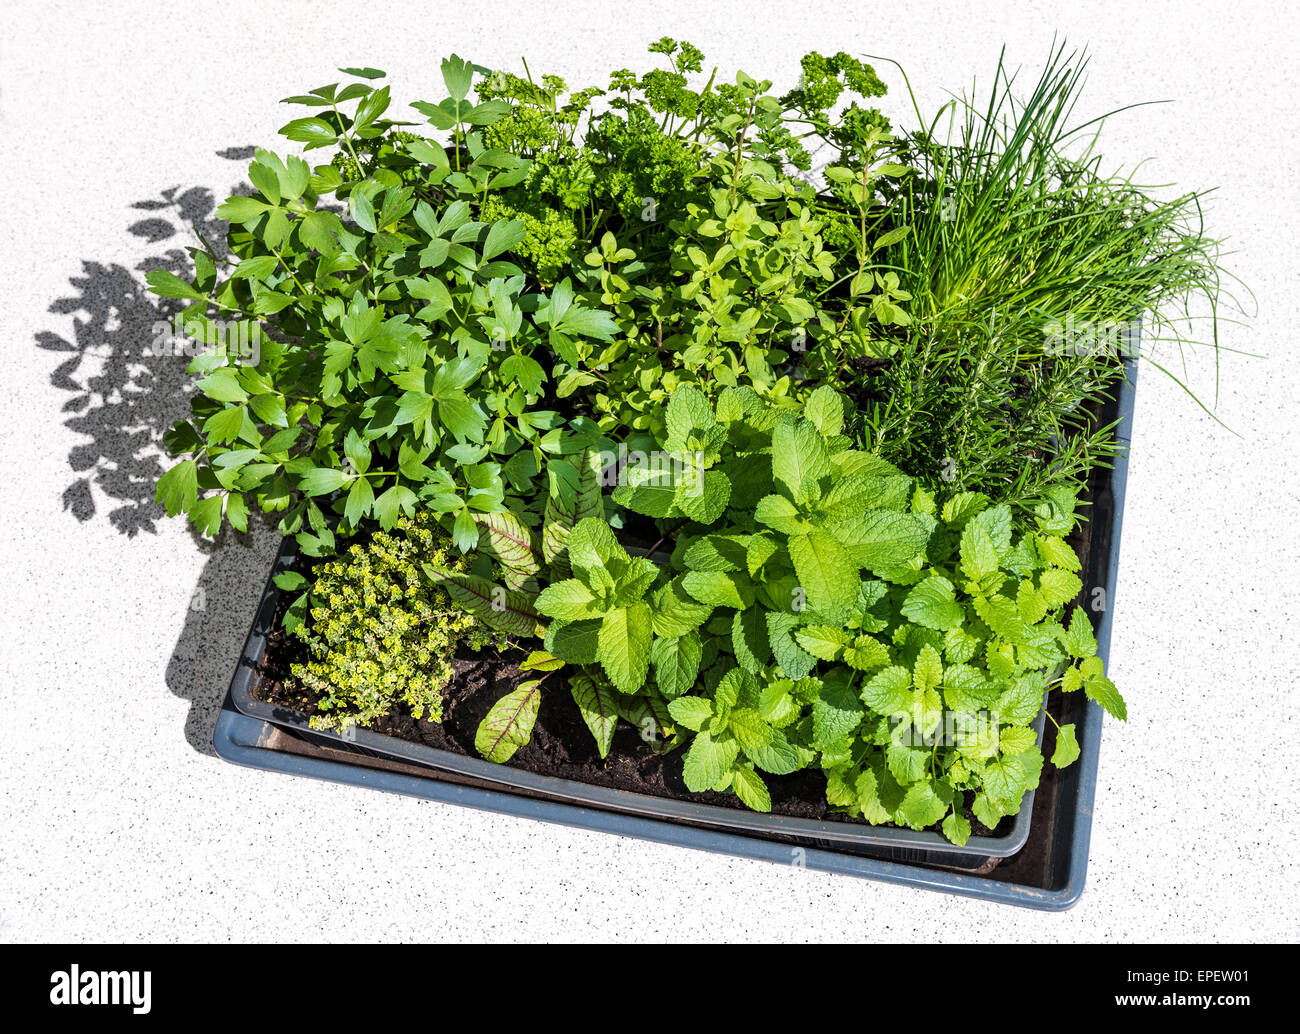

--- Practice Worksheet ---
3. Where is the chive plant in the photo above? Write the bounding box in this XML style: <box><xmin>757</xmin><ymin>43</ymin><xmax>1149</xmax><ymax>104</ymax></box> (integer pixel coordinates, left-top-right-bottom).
<box><xmin>853</xmin><ymin>43</ymin><xmax>1238</xmax><ymax>504</ymax></box>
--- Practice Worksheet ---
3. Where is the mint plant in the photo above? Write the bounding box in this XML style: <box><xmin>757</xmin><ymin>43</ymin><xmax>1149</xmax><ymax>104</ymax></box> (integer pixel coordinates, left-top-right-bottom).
<box><xmin>424</xmin><ymin>379</ymin><xmax>1124</xmax><ymax>842</ymax></box>
<box><xmin>420</xmin><ymin>446</ymin><xmax>679</xmax><ymax>762</ymax></box>
<box><xmin>535</xmin><ymin>519</ymin><xmax>660</xmax><ymax>693</ymax></box>
<box><xmin>604</xmin><ymin>383</ymin><xmax>1122</xmax><ymax>842</ymax></box>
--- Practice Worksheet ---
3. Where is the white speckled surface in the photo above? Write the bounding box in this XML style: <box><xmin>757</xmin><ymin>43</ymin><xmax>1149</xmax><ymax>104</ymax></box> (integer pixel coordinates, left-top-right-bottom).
<box><xmin>1</xmin><ymin>0</ymin><xmax>1296</xmax><ymax>942</ymax></box>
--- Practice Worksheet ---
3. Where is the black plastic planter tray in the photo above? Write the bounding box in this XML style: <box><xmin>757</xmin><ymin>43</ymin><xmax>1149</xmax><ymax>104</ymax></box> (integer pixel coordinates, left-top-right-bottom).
<box><xmin>216</xmin><ymin>359</ymin><xmax>1136</xmax><ymax>901</ymax></box>
<box><xmin>228</xmin><ymin>576</ymin><xmax>1044</xmax><ymax>868</ymax></box>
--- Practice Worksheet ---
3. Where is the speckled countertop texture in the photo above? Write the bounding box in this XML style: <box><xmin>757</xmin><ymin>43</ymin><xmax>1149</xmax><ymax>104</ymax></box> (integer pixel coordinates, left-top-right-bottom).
<box><xmin>1</xmin><ymin>0</ymin><xmax>1296</xmax><ymax>941</ymax></box>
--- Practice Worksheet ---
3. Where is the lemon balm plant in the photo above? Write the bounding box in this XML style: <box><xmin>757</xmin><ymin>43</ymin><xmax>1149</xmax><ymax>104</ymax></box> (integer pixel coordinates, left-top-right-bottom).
<box><xmin>448</xmin><ymin>383</ymin><xmax>1122</xmax><ymax>841</ymax></box>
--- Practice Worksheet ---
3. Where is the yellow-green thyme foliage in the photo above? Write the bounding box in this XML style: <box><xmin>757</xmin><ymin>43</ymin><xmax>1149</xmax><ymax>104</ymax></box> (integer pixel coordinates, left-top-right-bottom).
<box><xmin>291</xmin><ymin>512</ymin><xmax>498</xmax><ymax>732</ymax></box>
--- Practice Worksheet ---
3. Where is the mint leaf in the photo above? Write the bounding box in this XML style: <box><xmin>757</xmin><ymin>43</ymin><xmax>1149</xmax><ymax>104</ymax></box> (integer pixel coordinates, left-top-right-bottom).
<box><xmin>650</xmin><ymin>631</ymin><xmax>702</xmax><ymax>698</ymax></box>
<box><xmin>999</xmin><ymin>672</ymin><xmax>1046</xmax><ymax>726</ymax></box>
<box><xmin>682</xmin><ymin>728</ymin><xmax>740</xmax><ymax>792</ymax></box>
<box><xmin>667</xmin><ymin>695</ymin><xmax>714</xmax><ymax>732</ymax></box>
<box><xmin>665</xmin><ymin>384</ymin><xmax>714</xmax><ymax>443</ymax></box>
<box><xmin>535</xmin><ymin>579</ymin><xmax>600</xmax><ymax>622</ymax></box>
<box><xmin>942</xmin><ymin>663</ymin><xmax>995</xmax><ymax>714</ymax></box>
<box><xmin>969</xmin><ymin>503</ymin><xmax>1012</xmax><ymax>554</ymax></box>
<box><xmin>766</xmin><ymin>611</ymin><xmax>817</xmax><ymax>680</ymax></box>
<box><xmin>731</xmin><ymin>766</ymin><xmax>772</xmax><ymax>812</ymax></box>
<box><xmin>682</xmin><ymin>534</ymin><xmax>748</xmax><ymax>572</ymax></box>
<box><xmin>681</xmin><ymin>569</ymin><xmax>753</xmax><ymax>610</ymax></box>
<box><xmin>732</xmin><ymin>608</ymin><xmax>771</xmax><ymax>673</ymax></box>
<box><xmin>675</xmin><ymin>468</ymin><xmax>730</xmax><ymax>523</ymax></box>
<box><xmin>971</xmin><ymin>793</ymin><xmax>1005</xmax><ymax>830</ymax></box>
<box><xmin>789</xmin><ymin>528</ymin><xmax>859</xmax><ymax>619</ymax></box>
<box><xmin>544</xmin><ymin>618</ymin><xmax>601</xmax><ymax>663</ymax></box>
<box><xmin>803</xmin><ymin>385</ymin><xmax>845</xmax><ymax>436</ymax></box>
<box><xmin>1051</xmin><ymin>722</ymin><xmax>1081</xmax><ymax>768</ymax></box>
<box><xmin>567</xmin><ymin>515</ymin><xmax>622</xmax><ymax>575</ymax></box>
<box><xmin>726</xmin><ymin>708</ymin><xmax>773</xmax><ymax>753</ymax></box>
<box><xmin>1038</xmin><ymin>534</ymin><xmax>1082</xmax><ymax>572</ymax></box>
<box><xmin>650</xmin><ymin>578</ymin><xmax>714</xmax><ymax>637</ymax></box>
<box><xmin>999</xmin><ymin>725</ymin><xmax>1038</xmax><ymax>755</ymax></box>
<box><xmin>542</xmin><ymin>448</ymin><xmax>603</xmax><ymax>566</ymax></box>
<box><xmin>832</xmin><ymin>509</ymin><xmax>928</xmax><ymax>570</ymax></box>
<box><xmin>597</xmin><ymin>602</ymin><xmax>652</xmax><ymax>692</ymax></box>
<box><xmin>754</xmin><ymin>493</ymin><xmax>807</xmax><ymax>534</ymax></box>
<box><xmin>901</xmin><ymin>574</ymin><xmax>963</xmax><ymax>630</ymax></box>
<box><xmin>856</xmin><ymin>759</ymin><xmax>904</xmax><ymax>824</ymax></box>
<box><xmin>772</xmin><ymin>417</ymin><xmax>830</xmax><ymax>502</ymax></box>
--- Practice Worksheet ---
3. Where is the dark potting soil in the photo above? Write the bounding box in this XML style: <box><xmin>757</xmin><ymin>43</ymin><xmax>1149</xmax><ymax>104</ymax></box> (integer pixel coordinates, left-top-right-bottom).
<box><xmin>251</xmin><ymin>596</ymin><xmax>1015</xmax><ymax>838</ymax></box>
<box><xmin>252</xmin><ymin>628</ymin><xmax>875</xmax><ymax>826</ymax></box>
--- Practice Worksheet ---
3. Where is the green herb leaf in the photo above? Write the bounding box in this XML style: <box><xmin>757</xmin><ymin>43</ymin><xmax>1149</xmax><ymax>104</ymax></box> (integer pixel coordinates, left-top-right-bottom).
<box><xmin>569</xmin><ymin>671</ymin><xmax>619</xmax><ymax>758</ymax></box>
<box><xmin>901</xmin><ymin>574</ymin><xmax>963</xmax><ymax>630</ymax></box>
<box><xmin>682</xmin><ymin>728</ymin><xmax>740</xmax><ymax>792</ymax></box>
<box><xmin>1051</xmin><ymin>722</ymin><xmax>1081</xmax><ymax>768</ymax></box>
<box><xmin>475</xmin><ymin>681</ymin><xmax>542</xmax><ymax>762</ymax></box>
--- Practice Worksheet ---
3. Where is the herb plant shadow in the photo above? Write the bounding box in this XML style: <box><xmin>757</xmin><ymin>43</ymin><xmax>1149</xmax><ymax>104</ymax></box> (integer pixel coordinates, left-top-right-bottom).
<box><xmin>165</xmin><ymin>518</ymin><xmax>281</xmax><ymax>756</ymax></box>
<box><xmin>37</xmin><ymin>147</ymin><xmax>283</xmax><ymax>754</ymax></box>
<box><xmin>39</xmin><ymin>148</ymin><xmax>259</xmax><ymax>537</ymax></box>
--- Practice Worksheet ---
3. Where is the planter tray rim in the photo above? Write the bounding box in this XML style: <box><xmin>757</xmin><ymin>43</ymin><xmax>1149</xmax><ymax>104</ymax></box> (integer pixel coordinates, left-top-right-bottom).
<box><xmin>212</xmin><ymin>699</ymin><xmax>1085</xmax><ymax>909</ymax></box>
